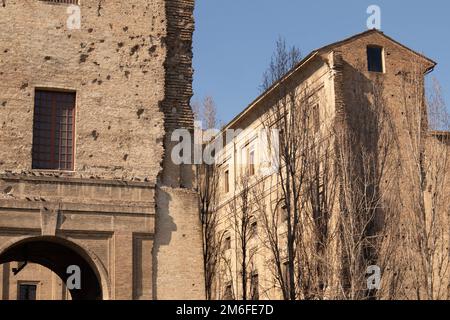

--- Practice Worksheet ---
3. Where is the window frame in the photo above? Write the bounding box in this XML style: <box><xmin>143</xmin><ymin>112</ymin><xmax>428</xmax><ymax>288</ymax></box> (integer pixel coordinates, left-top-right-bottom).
<box><xmin>250</xmin><ymin>272</ymin><xmax>259</xmax><ymax>300</ymax></box>
<box><xmin>367</xmin><ymin>45</ymin><xmax>385</xmax><ymax>73</ymax></box>
<box><xmin>32</xmin><ymin>89</ymin><xmax>76</xmax><ymax>171</ymax></box>
<box><xmin>224</xmin><ymin>168</ymin><xmax>230</xmax><ymax>194</ymax></box>
<box><xmin>223</xmin><ymin>232</ymin><xmax>232</xmax><ymax>251</ymax></box>
<box><xmin>17</xmin><ymin>281</ymin><xmax>39</xmax><ymax>300</ymax></box>
<box><xmin>248</xmin><ymin>148</ymin><xmax>255</xmax><ymax>176</ymax></box>
<box><xmin>39</xmin><ymin>0</ymin><xmax>79</xmax><ymax>5</ymax></box>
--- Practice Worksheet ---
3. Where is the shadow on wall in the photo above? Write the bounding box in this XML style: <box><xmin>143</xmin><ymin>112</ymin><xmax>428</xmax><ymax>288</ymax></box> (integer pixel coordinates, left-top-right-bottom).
<box><xmin>152</xmin><ymin>187</ymin><xmax>177</xmax><ymax>300</ymax></box>
<box><xmin>336</xmin><ymin>59</ymin><xmax>397</xmax><ymax>287</ymax></box>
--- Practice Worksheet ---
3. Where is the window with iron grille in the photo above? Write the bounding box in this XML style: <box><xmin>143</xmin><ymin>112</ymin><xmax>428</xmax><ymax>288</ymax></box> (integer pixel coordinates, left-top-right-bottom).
<box><xmin>40</xmin><ymin>0</ymin><xmax>79</xmax><ymax>4</ymax></box>
<box><xmin>32</xmin><ymin>90</ymin><xmax>76</xmax><ymax>171</ymax></box>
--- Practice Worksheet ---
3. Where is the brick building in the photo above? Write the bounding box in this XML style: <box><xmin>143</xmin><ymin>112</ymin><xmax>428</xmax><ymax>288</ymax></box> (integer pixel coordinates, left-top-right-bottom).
<box><xmin>0</xmin><ymin>0</ymin><xmax>204</xmax><ymax>300</ymax></box>
<box><xmin>212</xmin><ymin>30</ymin><xmax>450</xmax><ymax>300</ymax></box>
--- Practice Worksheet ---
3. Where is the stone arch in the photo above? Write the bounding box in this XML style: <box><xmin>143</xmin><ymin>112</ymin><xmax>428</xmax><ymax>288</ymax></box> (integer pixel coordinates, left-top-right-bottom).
<box><xmin>0</xmin><ymin>236</ymin><xmax>110</xmax><ymax>300</ymax></box>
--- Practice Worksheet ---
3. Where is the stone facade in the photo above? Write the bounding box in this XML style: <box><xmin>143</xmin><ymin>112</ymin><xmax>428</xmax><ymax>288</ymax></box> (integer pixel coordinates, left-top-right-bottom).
<box><xmin>0</xmin><ymin>0</ymin><xmax>204</xmax><ymax>300</ymax></box>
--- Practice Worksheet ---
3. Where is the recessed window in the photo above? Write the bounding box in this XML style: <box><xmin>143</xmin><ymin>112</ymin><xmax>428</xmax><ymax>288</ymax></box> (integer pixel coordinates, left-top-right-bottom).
<box><xmin>282</xmin><ymin>261</ymin><xmax>290</xmax><ymax>292</ymax></box>
<box><xmin>250</xmin><ymin>273</ymin><xmax>259</xmax><ymax>300</ymax></box>
<box><xmin>367</xmin><ymin>46</ymin><xmax>384</xmax><ymax>73</ymax></box>
<box><xmin>32</xmin><ymin>90</ymin><xmax>76</xmax><ymax>171</ymax></box>
<box><xmin>223</xmin><ymin>232</ymin><xmax>231</xmax><ymax>251</ymax></box>
<box><xmin>18</xmin><ymin>283</ymin><xmax>37</xmax><ymax>300</ymax></box>
<box><xmin>312</xmin><ymin>104</ymin><xmax>320</xmax><ymax>133</ymax></box>
<box><xmin>224</xmin><ymin>169</ymin><xmax>230</xmax><ymax>193</ymax></box>
<box><xmin>224</xmin><ymin>281</ymin><xmax>234</xmax><ymax>300</ymax></box>
<box><xmin>248</xmin><ymin>149</ymin><xmax>255</xmax><ymax>176</ymax></box>
<box><xmin>40</xmin><ymin>0</ymin><xmax>79</xmax><ymax>4</ymax></box>
<box><xmin>280</xmin><ymin>204</ymin><xmax>288</xmax><ymax>223</ymax></box>
<box><xmin>250</xmin><ymin>220</ymin><xmax>258</xmax><ymax>238</ymax></box>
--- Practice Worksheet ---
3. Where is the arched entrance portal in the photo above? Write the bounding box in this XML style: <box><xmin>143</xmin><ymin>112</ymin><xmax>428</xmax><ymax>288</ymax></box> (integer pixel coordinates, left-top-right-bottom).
<box><xmin>0</xmin><ymin>237</ymin><xmax>103</xmax><ymax>300</ymax></box>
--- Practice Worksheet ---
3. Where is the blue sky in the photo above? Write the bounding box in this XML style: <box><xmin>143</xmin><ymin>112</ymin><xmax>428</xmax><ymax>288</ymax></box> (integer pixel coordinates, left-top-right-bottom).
<box><xmin>192</xmin><ymin>0</ymin><xmax>450</xmax><ymax>124</ymax></box>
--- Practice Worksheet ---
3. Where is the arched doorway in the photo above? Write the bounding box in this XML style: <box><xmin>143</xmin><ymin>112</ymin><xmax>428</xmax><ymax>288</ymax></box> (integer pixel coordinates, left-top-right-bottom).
<box><xmin>0</xmin><ymin>237</ymin><xmax>103</xmax><ymax>300</ymax></box>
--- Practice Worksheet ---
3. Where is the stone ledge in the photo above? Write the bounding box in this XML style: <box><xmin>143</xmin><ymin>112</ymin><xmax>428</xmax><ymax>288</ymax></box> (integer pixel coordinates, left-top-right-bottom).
<box><xmin>0</xmin><ymin>199</ymin><xmax>156</xmax><ymax>215</ymax></box>
<box><xmin>0</xmin><ymin>174</ymin><xmax>156</xmax><ymax>189</ymax></box>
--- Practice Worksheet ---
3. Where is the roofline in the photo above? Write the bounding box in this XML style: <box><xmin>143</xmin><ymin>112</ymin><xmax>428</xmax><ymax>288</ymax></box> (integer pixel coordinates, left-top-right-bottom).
<box><xmin>221</xmin><ymin>51</ymin><xmax>319</xmax><ymax>133</ymax></box>
<box><xmin>220</xmin><ymin>29</ymin><xmax>437</xmax><ymax>134</ymax></box>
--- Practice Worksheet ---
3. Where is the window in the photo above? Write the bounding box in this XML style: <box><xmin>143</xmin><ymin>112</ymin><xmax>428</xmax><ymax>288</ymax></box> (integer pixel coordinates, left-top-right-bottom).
<box><xmin>248</xmin><ymin>149</ymin><xmax>255</xmax><ymax>176</ymax></box>
<box><xmin>223</xmin><ymin>232</ymin><xmax>231</xmax><ymax>251</ymax></box>
<box><xmin>250</xmin><ymin>273</ymin><xmax>259</xmax><ymax>300</ymax></box>
<box><xmin>18</xmin><ymin>283</ymin><xmax>37</xmax><ymax>300</ymax></box>
<box><xmin>280</xmin><ymin>204</ymin><xmax>289</xmax><ymax>223</ymax></box>
<box><xmin>40</xmin><ymin>0</ymin><xmax>79</xmax><ymax>4</ymax></box>
<box><xmin>32</xmin><ymin>90</ymin><xmax>76</xmax><ymax>171</ymax></box>
<box><xmin>312</xmin><ymin>104</ymin><xmax>320</xmax><ymax>133</ymax></box>
<box><xmin>250</xmin><ymin>220</ymin><xmax>258</xmax><ymax>239</ymax></box>
<box><xmin>282</xmin><ymin>261</ymin><xmax>290</xmax><ymax>292</ymax></box>
<box><xmin>223</xmin><ymin>282</ymin><xmax>234</xmax><ymax>300</ymax></box>
<box><xmin>224</xmin><ymin>169</ymin><xmax>230</xmax><ymax>193</ymax></box>
<box><xmin>367</xmin><ymin>46</ymin><xmax>384</xmax><ymax>73</ymax></box>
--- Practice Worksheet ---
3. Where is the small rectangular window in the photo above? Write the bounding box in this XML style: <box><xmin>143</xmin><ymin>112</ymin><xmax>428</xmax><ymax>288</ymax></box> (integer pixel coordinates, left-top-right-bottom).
<box><xmin>248</xmin><ymin>149</ymin><xmax>255</xmax><ymax>176</ymax></box>
<box><xmin>312</xmin><ymin>104</ymin><xmax>320</xmax><ymax>133</ymax></box>
<box><xmin>250</xmin><ymin>221</ymin><xmax>258</xmax><ymax>238</ymax></box>
<box><xmin>224</xmin><ymin>282</ymin><xmax>234</xmax><ymax>300</ymax></box>
<box><xmin>367</xmin><ymin>46</ymin><xmax>384</xmax><ymax>73</ymax></box>
<box><xmin>282</xmin><ymin>261</ymin><xmax>290</xmax><ymax>292</ymax></box>
<box><xmin>251</xmin><ymin>273</ymin><xmax>259</xmax><ymax>300</ymax></box>
<box><xmin>224</xmin><ymin>233</ymin><xmax>231</xmax><ymax>251</ymax></box>
<box><xmin>32</xmin><ymin>90</ymin><xmax>76</xmax><ymax>171</ymax></box>
<box><xmin>18</xmin><ymin>284</ymin><xmax>37</xmax><ymax>300</ymax></box>
<box><xmin>224</xmin><ymin>169</ymin><xmax>230</xmax><ymax>193</ymax></box>
<box><xmin>280</xmin><ymin>205</ymin><xmax>289</xmax><ymax>223</ymax></box>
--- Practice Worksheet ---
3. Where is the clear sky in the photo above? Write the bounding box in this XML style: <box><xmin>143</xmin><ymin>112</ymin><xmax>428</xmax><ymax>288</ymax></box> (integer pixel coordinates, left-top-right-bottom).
<box><xmin>192</xmin><ymin>0</ymin><xmax>450</xmax><ymax>124</ymax></box>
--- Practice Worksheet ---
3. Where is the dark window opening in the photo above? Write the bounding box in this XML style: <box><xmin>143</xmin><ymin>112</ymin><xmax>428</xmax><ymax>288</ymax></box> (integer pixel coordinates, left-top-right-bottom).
<box><xmin>224</xmin><ymin>282</ymin><xmax>234</xmax><ymax>300</ymax></box>
<box><xmin>224</xmin><ymin>233</ymin><xmax>231</xmax><ymax>251</ymax></box>
<box><xmin>282</xmin><ymin>261</ymin><xmax>290</xmax><ymax>293</ymax></box>
<box><xmin>224</xmin><ymin>169</ymin><xmax>230</xmax><ymax>193</ymax></box>
<box><xmin>18</xmin><ymin>284</ymin><xmax>37</xmax><ymax>300</ymax></box>
<box><xmin>250</xmin><ymin>273</ymin><xmax>259</xmax><ymax>300</ymax></box>
<box><xmin>40</xmin><ymin>0</ymin><xmax>79</xmax><ymax>4</ymax></box>
<box><xmin>32</xmin><ymin>90</ymin><xmax>76</xmax><ymax>171</ymax></box>
<box><xmin>312</xmin><ymin>104</ymin><xmax>320</xmax><ymax>133</ymax></box>
<box><xmin>250</xmin><ymin>221</ymin><xmax>258</xmax><ymax>238</ymax></box>
<box><xmin>367</xmin><ymin>46</ymin><xmax>384</xmax><ymax>73</ymax></box>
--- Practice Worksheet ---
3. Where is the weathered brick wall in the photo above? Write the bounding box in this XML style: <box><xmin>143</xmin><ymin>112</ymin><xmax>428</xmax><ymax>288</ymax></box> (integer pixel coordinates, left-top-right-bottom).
<box><xmin>160</xmin><ymin>0</ymin><xmax>196</xmax><ymax>187</ymax></box>
<box><xmin>0</xmin><ymin>0</ymin><xmax>167</xmax><ymax>183</ymax></box>
<box><xmin>154</xmin><ymin>187</ymin><xmax>205</xmax><ymax>300</ymax></box>
<box><xmin>0</xmin><ymin>0</ymin><xmax>205</xmax><ymax>300</ymax></box>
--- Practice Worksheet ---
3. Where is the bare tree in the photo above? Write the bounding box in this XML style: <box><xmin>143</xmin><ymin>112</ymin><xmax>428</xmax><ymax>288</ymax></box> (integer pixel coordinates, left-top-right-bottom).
<box><xmin>332</xmin><ymin>74</ymin><xmax>407</xmax><ymax>300</ymax></box>
<box><xmin>258</xmin><ymin>37</ymin><xmax>332</xmax><ymax>300</ymax></box>
<box><xmin>396</xmin><ymin>70</ymin><xmax>450</xmax><ymax>300</ymax></box>
<box><xmin>297</xmin><ymin>128</ymin><xmax>338</xmax><ymax>300</ymax></box>
<box><xmin>226</xmin><ymin>171</ymin><xmax>258</xmax><ymax>300</ymax></box>
<box><xmin>194</xmin><ymin>96</ymin><xmax>222</xmax><ymax>300</ymax></box>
